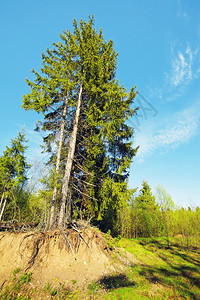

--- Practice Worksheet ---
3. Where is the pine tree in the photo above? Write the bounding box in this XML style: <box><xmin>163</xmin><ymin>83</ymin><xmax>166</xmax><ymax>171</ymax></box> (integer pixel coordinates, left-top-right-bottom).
<box><xmin>22</xmin><ymin>17</ymin><xmax>138</xmax><ymax>229</ymax></box>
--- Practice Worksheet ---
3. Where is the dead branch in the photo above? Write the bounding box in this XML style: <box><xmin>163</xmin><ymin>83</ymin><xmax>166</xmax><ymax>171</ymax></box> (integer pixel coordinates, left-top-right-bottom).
<box><xmin>75</xmin><ymin>150</ymin><xmax>87</xmax><ymax>161</ymax></box>
<box><xmin>71</xmin><ymin>183</ymin><xmax>95</xmax><ymax>200</ymax></box>
<box><xmin>73</xmin><ymin>161</ymin><xmax>94</xmax><ymax>176</ymax></box>
<box><xmin>0</xmin><ymin>222</ymin><xmax>38</xmax><ymax>232</ymax></box>
<box><xmin>74</xmin><ymin>175</ymin><xmax>96</xmax><ymax>187</ymax></box>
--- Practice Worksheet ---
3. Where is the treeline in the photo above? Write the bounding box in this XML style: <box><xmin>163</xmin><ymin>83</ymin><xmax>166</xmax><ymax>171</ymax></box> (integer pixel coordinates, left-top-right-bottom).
<box><xmin>1</xmin><ymin>139</ymin><xmax>199</xmax><ymax>249</ymax></box>
<box><xmin>118</xmin><ymin>182</ymin><xmax>200</xmax><ymax>248</ymax></box>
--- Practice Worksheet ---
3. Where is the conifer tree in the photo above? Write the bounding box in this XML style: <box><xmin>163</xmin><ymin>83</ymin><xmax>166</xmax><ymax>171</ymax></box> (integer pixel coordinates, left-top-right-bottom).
<box><xmin>22</xmin><ymin>17</ymin><xmax>138</xmax><ymax>229</ymax></box>
<box><xmin>0</xmin><ymin>131</ymin><xmax>30</xmax><ymax>221</ymax></box>
<box><xmin>132</xmin><ymin>181</ymin><xmax>162</xmax><ymax>237</ymax></box>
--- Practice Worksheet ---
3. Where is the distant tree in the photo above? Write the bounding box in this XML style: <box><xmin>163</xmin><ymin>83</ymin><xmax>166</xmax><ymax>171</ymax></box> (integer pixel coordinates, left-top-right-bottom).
<box><xmin>174</xmin><ymin>207</ymin><xmax>200</xmax><ymax>248</ymax></box>
<box><xmin>22</xmin><ymin>17</ymin><xmax>138</xmax><ymax>230</ymax></box>
<box><xmin>131</xmin><ymin>181</ymin><xmax>162</xmax><ymax>238</ymax></box>
<box><xmin>156</xmin><ymin>185</ymin><xmax>175</xmax><ymax>246</ymax></box>
<box><xmin>0</xmin><ymin>131</ymin><xmax>30</xmax><ymax>221</ymax></box>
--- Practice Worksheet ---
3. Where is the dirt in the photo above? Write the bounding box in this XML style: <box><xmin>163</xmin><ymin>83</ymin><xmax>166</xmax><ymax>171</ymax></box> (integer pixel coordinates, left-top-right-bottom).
<box><xmin>0</xmin><ymin>227</ymin><xmax>121</xmax><ymax>291</ymax></box>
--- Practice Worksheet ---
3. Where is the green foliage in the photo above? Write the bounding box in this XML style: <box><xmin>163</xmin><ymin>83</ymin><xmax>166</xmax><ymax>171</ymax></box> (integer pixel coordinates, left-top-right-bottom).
<box><xmin>156</xmin><ymin>184</ymin><xmax>175</xmax><ymax>211</ymax></box>
<box><xmin>19</xmin><ymin>272</ymin><xmax>32</xmax><ymax>284</ymax></box>
<box><xmin>97</xmin><ymin>178</ymin><xmax>133</xmax><ymax>234</ymax></box>
<box><xmin>45</xmin><ymin>282</ymin><xmax>51</xmax><ymax>291</ymax></box>
<box><xmin>130</xmin><ymin>181</ymin><xmax>163</xmax><ymax>238</ymax></box>
<box><xmin>0</xmin><ymin>131</ymin><xmax>29</xmax><ymax>190</ymax></box>
<box><xmin>116</xmin><ymin>181</ymin><xmax>200</xmax><ymax>250</ymax></box>
<box><xmin>45</xmin><ymin>282</ymin><xmax>57</xmax><ymax>296</ymax></box>
<box><xmin>13</xmin><ymin>267</ymin><xmax>21</xmax><ymax>277</ymax></box>
<box><xmin>71</xmin><ymin>279</ymin><xmax>77</xmax><ymax>284</ymax></box>
<box><xmin>50</xmin><ymin>289</ymin><xmax>57</xmax><ymax>296</ymax></box>
<box><xmin>0</xmin><ymin>272</ymin><xmax>32</xmax><ymax>300</ymax></box>
<box><xmin>174</xmin><ymin>207</ymin><xmax>200</xmax><ymax>248</ymax></box>
<box><xmin>104</xmin><ymin>229</ymin><xmax>116</xmax><ymax>249</ymax></box>
<box><xmin>0</xmin><ymin>130</ymin><xmax>30</xmax><ymax>221</ymax></box>
<box><xmin>156</xmin><ymin>185</ymin><xmax>175</xmax><ymax>246</ymax></box>
<box><xmin>87</xmin><ymin>281</ymin><xmax>100</xmax><ymax>293</ymax></box>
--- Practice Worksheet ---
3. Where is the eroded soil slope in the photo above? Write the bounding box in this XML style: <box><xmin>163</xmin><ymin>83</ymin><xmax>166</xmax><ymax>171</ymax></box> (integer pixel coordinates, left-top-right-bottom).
<box><xmin>0</xmin><ymin>227</ymin><xmax>116</xmax><ymax>290</ymax></box>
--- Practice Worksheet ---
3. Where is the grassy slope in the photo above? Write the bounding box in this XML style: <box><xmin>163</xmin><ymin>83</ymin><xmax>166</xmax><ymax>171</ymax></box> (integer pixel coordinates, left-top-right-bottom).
<box><xmin>103</xmin><ymin>237</ymin><xmax>200</xmax><ymax>299</ymax></box>
<box><xmin>0</xmin><ymin>237</ymin><xmax>200</xmax><ymax>299</ymax></box>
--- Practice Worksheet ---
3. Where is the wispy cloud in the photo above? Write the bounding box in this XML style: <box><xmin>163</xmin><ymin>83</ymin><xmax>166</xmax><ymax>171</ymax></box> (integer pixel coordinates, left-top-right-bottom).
<box><xmin>177</xmin><ymin>0</ymin><xmax>190</xmax><ymax>22</ymax></box>
<box><xmin>166</xmin><ymin>43</ymin><xmax>200</xmax><ymax>102</ymax></box>
<box><xmin>170</xmin><ymin>45</ymin><xmax>193</xmax><ymax>87</ymax></box>
<box><xmin>134</xmin><ymin>100</ymin><xmax>200</xmax><ymax>162</ymax></box>
<box><xmin>147</xmin><ymin>43</ymin><xmax>200</xmax><ymax>102</ymax></box>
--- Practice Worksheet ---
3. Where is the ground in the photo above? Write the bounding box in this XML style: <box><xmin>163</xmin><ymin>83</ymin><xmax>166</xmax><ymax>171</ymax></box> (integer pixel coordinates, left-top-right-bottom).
<box><xmin>1</xmin><ymin>229</ymin><xmax>200</xmax><ymax>299</ymax></box>
<box><xmin>0</xmin><ymin>226</ymin><xmax>122</xmax><ymax>293</ymax></box>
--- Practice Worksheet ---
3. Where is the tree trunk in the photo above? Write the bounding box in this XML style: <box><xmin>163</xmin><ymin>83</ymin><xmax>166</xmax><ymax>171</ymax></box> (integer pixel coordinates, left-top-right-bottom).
<box><xmin>49</xmin><ymin>94</ymin><xmax>69</xmax><ymax>228</ymax></box>
<box><xmin>0</xmin><ymin>197</ymin><xmax>7</xmax><ymax>221</ymax></box>
<box><xmin>58</xmin><ymin>84</ymin><xmax>83</xmax><ymax>227</ymax></box>
<box><xmin>0</xmin><ymin>192</ymin><xmax>5</xmax><ymax>213</ymax></box>
<box><xmin>65</xmin><ymin>187</ymin><xmax>72</xmax><ymax>222</ymax></box>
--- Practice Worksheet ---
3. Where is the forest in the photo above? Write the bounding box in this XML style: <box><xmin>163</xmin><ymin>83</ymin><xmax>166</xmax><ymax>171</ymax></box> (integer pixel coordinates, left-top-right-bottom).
<box><xmin>0</xmin><ymin>17</ymin><xmax>199</xmax><ymax>249</ymax></box>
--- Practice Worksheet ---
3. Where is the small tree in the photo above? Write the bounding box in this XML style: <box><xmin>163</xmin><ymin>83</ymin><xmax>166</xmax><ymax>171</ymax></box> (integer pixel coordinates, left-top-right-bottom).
<box><xmin>0</xmin><ymin>131</ymin><xmax>30</xmax><ymax>221</ymax></box>
<box><xmin>131</xmin><ymin>181</ymin><xmax>162</xmax><ymax>238</ymax></box>
<box><xmin>156</xmin><ymin>185</ymin><xmax>175</xmax><ymax>246</ymax></box>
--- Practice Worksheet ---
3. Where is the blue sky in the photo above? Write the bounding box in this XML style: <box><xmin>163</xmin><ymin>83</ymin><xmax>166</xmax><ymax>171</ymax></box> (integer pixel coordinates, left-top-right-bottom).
<box><xmin>0</xmin><ymin>0</ymin><xmax>199</xmax><ymax>207</ymax></box>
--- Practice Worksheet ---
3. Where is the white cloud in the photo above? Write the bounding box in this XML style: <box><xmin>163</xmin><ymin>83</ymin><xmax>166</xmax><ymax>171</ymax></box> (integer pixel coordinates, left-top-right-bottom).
<box><xmin>134</xmin><ymin>100</ymin><xmax>200</xmax><ymax>162</ymax></box>
<box><xmin>170</xmin><ymin>45</ymin><xmax>193</xmax><ymax>87</ymax></box>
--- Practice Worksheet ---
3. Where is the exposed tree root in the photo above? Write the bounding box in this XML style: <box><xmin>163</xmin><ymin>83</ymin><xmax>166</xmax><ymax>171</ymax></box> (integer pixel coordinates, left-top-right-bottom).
<box><xmin>17</xmin><ymin>222</ymin><xmax>94</xmax><ymax>272</ymax></box>
<box><xmin>19</xmin><ymin>233</ymin><xmax>36</xmax><ymax>259</ymax></box>
<box><xmin>71</xmin><ymin>223</ymin><xmax>91</xmax><ymax>252</ymax></box>
<box><xmin>25</xmin><ymin>232</ymin><xmax>45</xmax><ymax>272</ymax></box>
<box><xmin>0</xmin><ymin>279</ymin><xmax>6</xmax><ymax>291</ymax></box>
<box><xmin>0</xmin><ymin>234</ymin><xmax>5</xmax><ymax>241</ymax></box>
<box><xmin>60</xmin><ymin>228</ymin><xmax>77</xmax><ymax>260</ymax></box>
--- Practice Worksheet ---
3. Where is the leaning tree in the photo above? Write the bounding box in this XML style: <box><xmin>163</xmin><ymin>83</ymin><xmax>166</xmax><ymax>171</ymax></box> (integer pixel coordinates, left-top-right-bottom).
<box><xmin>22</xmin><ymin>17</ymin><xmax>138</xmax><ymax>230</ymax></box>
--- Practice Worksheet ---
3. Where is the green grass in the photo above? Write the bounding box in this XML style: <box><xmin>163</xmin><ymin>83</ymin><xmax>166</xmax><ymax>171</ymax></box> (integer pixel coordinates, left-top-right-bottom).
<box><xmin>0</xmin><ymin>238</ymin><xmax>200</xmax><ymax>299</ymax></box>
<box><xmin>0</xmin><ymin>271</ymin><xmax>33</xmax><ymax>300</ymax></box>
<box><xmin>88</xmin><ymin>237</ymin><xmax>200</xmax><ymax>299</ymax></box>
<box><xmin>111</xmin><ymin>237</ymin><xmax>200</xmax><ymax>299</ymax></box>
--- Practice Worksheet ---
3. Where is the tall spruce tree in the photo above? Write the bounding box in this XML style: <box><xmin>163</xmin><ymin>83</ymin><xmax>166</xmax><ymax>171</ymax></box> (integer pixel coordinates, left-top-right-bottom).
<box><xmin>22</xmin><ymin>17</ymin><xmax>138</xmax><ymax>229</ymax></box>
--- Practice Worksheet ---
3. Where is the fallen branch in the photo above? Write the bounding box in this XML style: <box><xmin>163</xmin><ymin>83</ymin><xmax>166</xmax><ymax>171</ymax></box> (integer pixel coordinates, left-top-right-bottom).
<box><xmin>71</xmin><ymin>224</ymin><xmax>91</xmax><ymax>252</ymax></box>
<box><xmin>60</xmin><ymin>228</ymin><xmax>77</xmax><ymax>260</ymax></box>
